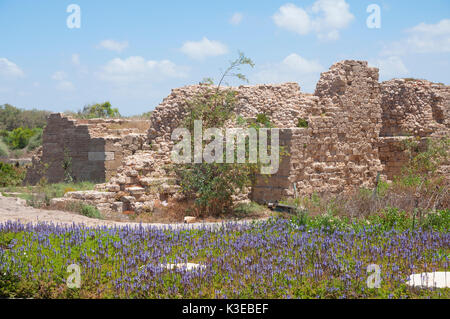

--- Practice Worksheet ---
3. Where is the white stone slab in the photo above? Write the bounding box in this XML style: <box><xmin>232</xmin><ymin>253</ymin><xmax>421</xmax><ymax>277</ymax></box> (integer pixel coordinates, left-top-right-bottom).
<box><xmin>406</xmin><ymin>272</ymin><xmax>450</xmax><ymax>289</ymax></box>
<box><xmin>88</xmin><ymin>151</ymin><xmax>115</xmax><ymax>161</ymax></box>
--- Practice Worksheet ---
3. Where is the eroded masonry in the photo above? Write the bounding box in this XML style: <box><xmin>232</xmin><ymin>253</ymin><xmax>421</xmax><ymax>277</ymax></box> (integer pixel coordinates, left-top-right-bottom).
<box><xmin>26</xmin><ymin>60</ymin><xmax>449</xmax><ymax>215</ymax></box>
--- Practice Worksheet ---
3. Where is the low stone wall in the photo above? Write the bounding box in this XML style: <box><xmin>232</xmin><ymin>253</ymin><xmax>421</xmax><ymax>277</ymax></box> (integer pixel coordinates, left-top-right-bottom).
<box><xmin>24</xmin><ymin>114</ymin><xmax>150</xmax><ymax>184</ymax></box>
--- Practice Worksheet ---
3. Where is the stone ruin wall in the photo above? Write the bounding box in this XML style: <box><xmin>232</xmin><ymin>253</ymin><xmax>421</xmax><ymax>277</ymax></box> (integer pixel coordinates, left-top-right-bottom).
<box><xmin>254</xmin><ymin>61</ymin><xmax>384</xmax><ymax>202</ymax></box>
<box><xmin>378</xmin><ymin>79</ymin><xmax>449</xmax><ymax>180</ymax></box>
<box><xmin>380</xmin><ymin>79</ymin><xmax>449</xmax><ymax>137</ymax></box>
<box><xmin>35</xmin><ymin>59</ymin><xmax>448</xmax><ymax>215</ymax></box>
<box><xmin>24</xmin><ymin>114</ymin><xmax>150</xmax><ymax>185</ymax></box>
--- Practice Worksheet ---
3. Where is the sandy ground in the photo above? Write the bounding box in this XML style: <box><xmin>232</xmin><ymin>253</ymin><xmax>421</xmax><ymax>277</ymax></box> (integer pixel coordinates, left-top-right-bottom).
<box><xmin>0</xmin><ymin>194</ymin><xmax>265</xmax><ymax>229</ymax></box>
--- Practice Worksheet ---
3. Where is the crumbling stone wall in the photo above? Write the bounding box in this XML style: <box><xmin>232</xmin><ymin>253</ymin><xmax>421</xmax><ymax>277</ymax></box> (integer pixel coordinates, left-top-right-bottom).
<box><xmin>377</xmin><ymin>79</ymin><xmax>449</xmax><ymax>180</ymax></box>
<box><xmin>380</xmin><ymin>79</ymin><xmax>449</xmax><ymax>137</ymax></box>
<box><xmin>253</xmin><ymin>61</ymin><xmax>384</xmax><ymax>202</ymax></box>
<box><xmin>148</xmin><ymin>83</ymin><xmax>315</xmax><ymax>141</ymax></box>
<box><xmin>39</xmin><ymin>59</ymin><xmax>448</xmax><ymax>215</ymax></box>
<box><xmin>24</xmin><ymin>114</ymin><xmax>149</xmax><ymax>184</ymax></box>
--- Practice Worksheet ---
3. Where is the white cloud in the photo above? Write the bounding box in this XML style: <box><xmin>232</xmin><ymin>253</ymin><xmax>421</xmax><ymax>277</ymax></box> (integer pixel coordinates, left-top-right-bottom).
<box><xmin>370</xmin><ymin>56</ymin><xmax>409</xmax><ymax>79</ymax></box>
<box><xmin>51</xmin><ymin>71</ymin><xmax>67</xmax><ymax>81</ymax></box>
<box><xmin>51</xmin><ymin>71</ymin><xmax>75</xmax><ymax>91</ymax></box>
<box><xmin>71</xmin><ymin>53</ymin><xmax>80</xmax><ymax>65</ymax></box>
<box><xmin>97</xmin><ymin>39</ymin><xmax>129</xmax><ymax>53</ymax></box>
<box><xmin>56</xmin><ymin>81</ymin><xmax>75</xmax><ymax>91</ymax></box>
<box><xmin>96</xmin><ymin>56</ymin><xmax>187</xmax><ymax>85</ymax></box>
<box><xmin>282</xmin><ymin>54</ymin><xmax>324</xmax><ymax>73</ymax></box>
<box><xmin>230</xmin><ymin>12</ymin><xmax>243</xmax><ymax>26</ymax></box>
<box><xmin>0</xmin><ymin>58</ymin><xmax>24</xmax><ymax>78</ymax></box>
<box><xmin>180</xmin><ymin>37</ymin><xmax>228</xmax><ymax>60</ymax></box>
<box><xmin>409</xmin><ymin>19</ymin><xmax>450</xmax><ymax>36</ymax></box>
<box><xmin>252</xmin><ymin>54</ymin><xmax>324</xmax><ymax>92</ymax></box>
<box><xmin>273</xmin><ymin>4</ymin><xmax>311</xmax><ymax>35</ymax></box>
<box><xmin>382</xmin><ymin>19</ymin><xmax>450</xmax><ymax>55</ymax></box>
<box><xmin>273</xmin><ymin>0</ymin><xmax>354</xmax><ymax>40</ymax></box>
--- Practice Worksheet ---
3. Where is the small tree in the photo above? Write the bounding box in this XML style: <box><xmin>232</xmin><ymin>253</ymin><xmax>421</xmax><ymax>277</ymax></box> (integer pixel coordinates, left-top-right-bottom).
<box><xmin>173</xmin><ymin>53</ymin><xmax>274</xmax><ymax>216</ymax></box>
<box><xmin>78</xmin><ymin>102</ymin><xmax>120</xmax><ymax>119</ymax></box>
<box><xmin>62</xmin><ymin>148</ymin><xmax>74</xmax><ymax>183</ymax></box>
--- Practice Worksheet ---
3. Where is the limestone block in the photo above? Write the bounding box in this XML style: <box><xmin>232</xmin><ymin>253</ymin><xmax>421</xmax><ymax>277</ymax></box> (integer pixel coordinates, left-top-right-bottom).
<box><xmin>88</xmin><ymin>151</ymin><xmax>115</xmax><ymax>161</ymax></box>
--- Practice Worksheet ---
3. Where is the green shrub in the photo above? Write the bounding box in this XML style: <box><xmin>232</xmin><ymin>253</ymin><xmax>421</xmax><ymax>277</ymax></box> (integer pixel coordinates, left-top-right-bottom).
<box><xmin>421</xmin><ymin>209</ymin><xmax>449</xmax><ymax>232</ymax></box>
<box><xmin>27</xmin><ymin>128</ymin><xmax>43</xmax><ymax>151</ymax></box>
<box><xmin>3</xmin><ymin>127</ymin><xmax>41</xmax><ymax>150</ymax></box>
<box><xmin>0</xmin><ymin>162</ymin><xmax>25</xmax><ymax>187</ymax></box>
<box><xmin>174</xmin><ymin>53</ymin><xmax>257</xmax><ymax>216</ymax></box>
<box><xmin>255</xmin><ymin>113</ymin><xmax>272</xmax><ymax>128</ymax></box>
<box><xmin>297</xmin><ymin>118</ymin><xmax>309</xmax><ymax>128</ymax></box>
<box><xmin>80</xmin><ymin>205</ymin><xmax>103</xmax><ymax>219</ymax></box>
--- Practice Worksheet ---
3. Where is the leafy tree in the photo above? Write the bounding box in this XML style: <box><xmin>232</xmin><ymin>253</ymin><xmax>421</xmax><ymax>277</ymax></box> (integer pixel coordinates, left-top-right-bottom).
<box><xmin>77</xmin><ymin>102</ymin><xmax>120</xmax><ymax>119</ymax></box>
<box><xmin>0</xmin><ymin>104</ymin><xmax>50</xmax><ymax>130</ymax></box>
<box><xmin>3</xmin><ymin>127</ymin><xmax>40</xmax><ymax>150</ymax></box>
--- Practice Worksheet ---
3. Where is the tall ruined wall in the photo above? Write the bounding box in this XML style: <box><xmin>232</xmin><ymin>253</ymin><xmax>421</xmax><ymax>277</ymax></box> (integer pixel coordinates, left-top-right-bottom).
<box><xmin>24</xmin><ymin>114</ymin><xmax>149</xmax><ymax>184</ymax></box>
<box><xmin>253</xmin><ymin>60</ymin><xmax>384</xmax><ymax>202</ymax></box>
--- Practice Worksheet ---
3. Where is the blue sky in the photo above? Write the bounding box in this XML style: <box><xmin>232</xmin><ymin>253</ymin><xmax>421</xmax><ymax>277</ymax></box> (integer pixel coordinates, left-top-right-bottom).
<box><xmin>0</xmin><ymin>0</ymin><xmax>449</xmax><ymax>115</ymax></box>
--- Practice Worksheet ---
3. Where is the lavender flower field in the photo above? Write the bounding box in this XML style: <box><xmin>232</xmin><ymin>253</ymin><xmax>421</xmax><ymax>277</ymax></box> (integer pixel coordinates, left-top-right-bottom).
<box><xmin>0</xmin><ymin>216</ymin><xmax>448</xmax><ymax>299</ymax></box>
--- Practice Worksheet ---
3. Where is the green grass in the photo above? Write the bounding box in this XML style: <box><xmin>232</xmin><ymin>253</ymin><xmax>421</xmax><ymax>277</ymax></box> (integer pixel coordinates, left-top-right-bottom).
<box><xmin>64</xmin><ymin>202</ymin><xmax>103</xmax><ymax>219</ymax></box>
<box><xmin>233</xmin><ymin>202</ymin><xmax>267</xmax><ymax>216</ymax></box>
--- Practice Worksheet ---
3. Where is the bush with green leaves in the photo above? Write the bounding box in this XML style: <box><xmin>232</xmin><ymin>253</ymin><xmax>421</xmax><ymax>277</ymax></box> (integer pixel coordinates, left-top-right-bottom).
<box><xmin>174</xmin><ymin>53</ymin><xmax>260</xmax><ymax>216</ymax></box>
<box><xmin>2</xmin><ymin>127</ymin><xmax>42</xmax><ymax>150</ymax></box>
<box><xmin>297</xmin><ymin>118</ymin><xmax>309</xmax><ymax>128</ymax></box>
<box><xmin>0</xmin><ymin>162</ymin><xmax>25</xmax><ymax>187</ymax></box>
<box><xmin>80</xmin><ymin>204</ymin><xmax>103</xmax><ymax>219</ymax></box>
<box><xmin>255</xmin><ymin>113</ymin><xmax>273</xmax><ymax>128</ymax></box>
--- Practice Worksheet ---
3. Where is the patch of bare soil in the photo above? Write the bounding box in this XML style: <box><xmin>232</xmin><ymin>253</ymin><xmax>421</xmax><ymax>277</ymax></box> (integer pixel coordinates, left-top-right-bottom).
<box><xmin>0</xmin><ymin>194</ymin><xmax>272</xmax><ymax>228</ymax></box>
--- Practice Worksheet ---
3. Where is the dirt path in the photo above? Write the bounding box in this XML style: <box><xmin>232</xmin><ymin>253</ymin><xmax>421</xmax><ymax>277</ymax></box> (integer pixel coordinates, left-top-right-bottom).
<box><xmin>0</xmin><ymin>194</ymin><xmax>265</xmax><ymax>229</ymax></box>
